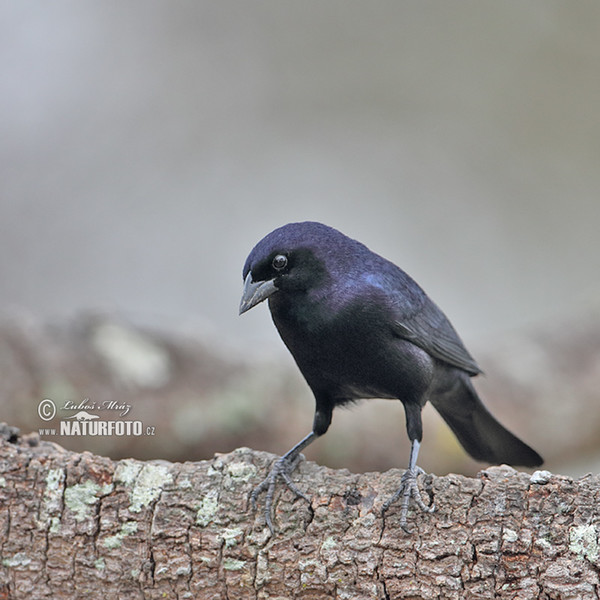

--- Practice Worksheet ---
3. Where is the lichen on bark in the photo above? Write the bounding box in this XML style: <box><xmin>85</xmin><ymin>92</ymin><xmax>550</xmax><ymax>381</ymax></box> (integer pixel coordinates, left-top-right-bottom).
<box><xmin>0</xmin><ymin>429</ymin><xmax>598</xmax><ymax>599</ymax></box>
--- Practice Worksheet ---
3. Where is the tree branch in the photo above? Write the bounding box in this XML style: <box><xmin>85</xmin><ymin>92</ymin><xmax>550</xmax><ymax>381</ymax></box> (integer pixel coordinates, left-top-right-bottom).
<box><xmin>0</xmin><ymin>426</ymin><xmax>597</xmax><ymax>600</ymax></box>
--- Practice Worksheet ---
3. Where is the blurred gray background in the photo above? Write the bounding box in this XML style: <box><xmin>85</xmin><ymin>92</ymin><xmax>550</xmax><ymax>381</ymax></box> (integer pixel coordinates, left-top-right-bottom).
<box><xmin>1</xmin><ymin>2</ymin><xmax>599</xmax><ymax>475</ymax></box>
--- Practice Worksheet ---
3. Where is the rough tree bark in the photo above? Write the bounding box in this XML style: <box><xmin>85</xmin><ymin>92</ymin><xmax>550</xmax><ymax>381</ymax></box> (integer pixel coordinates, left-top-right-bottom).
<box><xmin>0</xmin><ymin>427</ymin><xmax>598</xmax><ymax>600</ymax></box>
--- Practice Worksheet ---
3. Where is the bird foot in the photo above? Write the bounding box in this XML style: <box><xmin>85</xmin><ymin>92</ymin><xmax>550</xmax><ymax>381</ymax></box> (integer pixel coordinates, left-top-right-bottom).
<box><xmin>250</xmin><ymin>453</ymin><xmax>310</xmax><ymax>533</ymax></box>
<box><xmin>382</xmin><ymin>466</ymin><xmax>435</xmax><ymax>531</ymax></box>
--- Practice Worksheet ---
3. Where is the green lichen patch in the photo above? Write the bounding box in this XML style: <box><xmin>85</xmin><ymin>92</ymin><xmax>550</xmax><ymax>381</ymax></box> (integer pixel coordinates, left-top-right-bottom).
<box><xmin>49</xmin><ymin>517</ymin><xmax>61</xmax><ymax>534</ymax></box>
<box><xmin>115</xmin><ymin>460</ymin><xmax>173</xmax><ymax>513</ymax></box>
<box><xmin>114</xmin><ymin>460</ymin><xmax>142</xmax><ymax>487</ymax></box>
<box><xmin>222</xmin><ymin>527</ymin><xmax>243</xmax><ymax>548</ymax></box>
<box><xmin>129</xmin><ymin>464</ymin><xmax>173</xmax><ymax>512</ymax></box>
<box><xmin>103</xmin><ymin>521</ymin><xmax>139</xmax><ymax>549</ymax></box>
<box><xmin>569</xmin><ymin>524</ymin><xmax>599</xmax><ymax>564</ymax></box>
<box><xmin>196</xmin><ymin>489</ymin><xmax>219</xmax><ymax>527</ymax></box>
<box><xmin>41</xmin><ymin>469</ymin><xmax>65</xmax><ymax>516</ymax></box>
<box><xmin>2</xmin><ymin>552</ymin><xmax>31</xmax><ymax>568</ymax></box>
<box><xmin>65</xmin><ymin>480</ymin><xmax>104</xmax><ymax>522</ymax></box>
<box><xmin>223</xmin><ymin>558</ymin><xmax>246</xmax><ymax>571</ymax></box>
<box><xmin>226</xmin><ymin>461</ymin><xmax>257</xmax><ymax>482</ymax></box>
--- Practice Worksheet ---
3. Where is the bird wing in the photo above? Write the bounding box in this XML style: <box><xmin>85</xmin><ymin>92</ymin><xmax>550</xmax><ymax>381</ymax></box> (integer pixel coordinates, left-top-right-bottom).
<box><xmin>365</xmin><ymin>264</ymin><xmax>482</xmax><ymax>376</ymax></box>
<box><xmin>391</xmin><ymin>300</ymin><xmax>482</xmax><ymax>375</ymax></box>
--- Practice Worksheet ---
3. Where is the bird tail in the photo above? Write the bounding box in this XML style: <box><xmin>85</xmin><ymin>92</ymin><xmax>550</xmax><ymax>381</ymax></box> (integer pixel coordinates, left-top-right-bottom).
<box><xmin>430</xmin><ymin>374</ymin><xmax>543</xmax><ymax>467</ymax></box>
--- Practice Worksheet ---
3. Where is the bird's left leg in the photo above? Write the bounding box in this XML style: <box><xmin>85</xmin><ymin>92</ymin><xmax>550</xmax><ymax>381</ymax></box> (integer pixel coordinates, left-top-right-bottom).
<box><xmin>250</xmin><ymin>431</ymin><xmax>317</xmax><ymax>532</ymax></box>
<box><xmin>382</xmin><ymin>439</ymin><xmax>435</xmax><ymax>530</ymax></box>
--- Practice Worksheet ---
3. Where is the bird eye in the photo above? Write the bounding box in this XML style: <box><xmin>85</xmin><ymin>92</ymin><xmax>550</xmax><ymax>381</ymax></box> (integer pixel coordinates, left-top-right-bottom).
<box><xmin>272</xmin><ymin>254</ymin><xmax>288</xmax><ymax>271</ymax></box>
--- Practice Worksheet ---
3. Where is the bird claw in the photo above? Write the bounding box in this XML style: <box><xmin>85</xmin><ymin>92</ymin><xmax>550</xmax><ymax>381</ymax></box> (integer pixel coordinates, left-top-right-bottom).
<box><xmin>382</xmin><ymin>466</ymin><xmax>435</xmax><ymax>531</ymax></box>
<box><xmin>249</xmin><ymin>453</ymin><xmax>310</xmax><ymax>533</ymax></box>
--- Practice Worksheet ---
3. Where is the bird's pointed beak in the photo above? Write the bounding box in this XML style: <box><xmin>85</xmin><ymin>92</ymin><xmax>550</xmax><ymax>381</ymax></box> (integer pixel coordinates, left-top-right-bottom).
<box><xmin>239</xmin><ymin>273</ymin><xmax>278</xmax><ymax>315</ymax></box>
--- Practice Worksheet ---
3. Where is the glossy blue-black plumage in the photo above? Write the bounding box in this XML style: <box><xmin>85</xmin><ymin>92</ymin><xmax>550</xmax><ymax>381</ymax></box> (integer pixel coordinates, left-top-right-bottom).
<box><xmin>242</xmin><ymin>221</ymin><xmax>542</xmax><ymax>468</ymax></box>
<box><xmin>241</xmin><ymin>222</ymin><xmax>542</xmax><ymax>531</ymax></box>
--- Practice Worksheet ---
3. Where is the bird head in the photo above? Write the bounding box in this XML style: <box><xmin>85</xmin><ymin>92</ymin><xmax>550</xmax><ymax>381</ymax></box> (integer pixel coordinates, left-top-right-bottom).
<box><xmin>239</xmin><ymin>221</ymin><xmax>352</xmax><ymax>315</ymax></box>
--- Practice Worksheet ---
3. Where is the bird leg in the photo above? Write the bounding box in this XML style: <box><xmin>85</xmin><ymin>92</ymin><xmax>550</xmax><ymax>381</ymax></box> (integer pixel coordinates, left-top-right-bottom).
<box><xmin>250</xmin><ymin>431</ymin><xmax>317</xmax><ymax>533</ymax></box>
<box><xmin>382</xmin><ymin>439</ymin><xmax>435</xmax><ymax>530</ymax></box>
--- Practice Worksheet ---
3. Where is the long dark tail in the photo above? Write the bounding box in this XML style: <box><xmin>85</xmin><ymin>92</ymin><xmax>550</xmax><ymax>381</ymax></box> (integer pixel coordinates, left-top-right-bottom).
<box><xmin>430</xmin><ymin>373</ymin><xmax>543</xmax><ymax>467</ymax></box>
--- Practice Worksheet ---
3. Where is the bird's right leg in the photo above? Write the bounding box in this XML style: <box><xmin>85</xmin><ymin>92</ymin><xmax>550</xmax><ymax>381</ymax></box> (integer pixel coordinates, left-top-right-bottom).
<box><xmin>250</xmin><ymin>431</ymin><xmax>318</xmax><ymax>533</ymax></box>
<box><xmin>381</xmin><ymin>439</ymin><xmax>435</xmax><ymax>530</ymax></box>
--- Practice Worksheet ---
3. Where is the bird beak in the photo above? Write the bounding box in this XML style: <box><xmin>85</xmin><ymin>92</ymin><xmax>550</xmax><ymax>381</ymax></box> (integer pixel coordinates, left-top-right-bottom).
<box><xmin>239</xmin><ymin>273</ymin><xmax>278</xmax><ymax>315</ymax></box>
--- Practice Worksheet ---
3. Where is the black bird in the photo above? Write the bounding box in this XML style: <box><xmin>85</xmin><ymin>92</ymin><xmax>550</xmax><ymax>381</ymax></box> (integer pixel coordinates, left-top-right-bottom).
<box><xmin>240</xmin><ymin>221</ymin><xmax>542</xmax><ymax>531</ymax></box>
